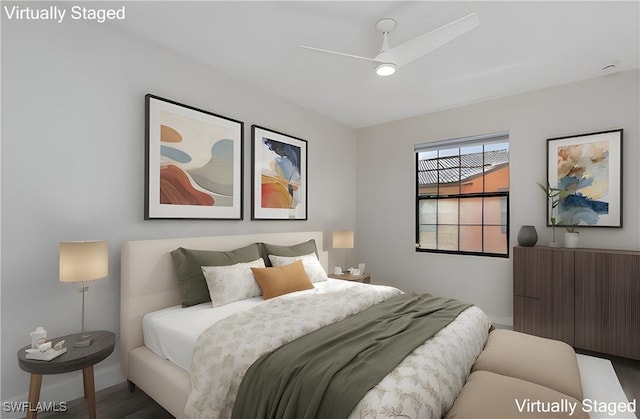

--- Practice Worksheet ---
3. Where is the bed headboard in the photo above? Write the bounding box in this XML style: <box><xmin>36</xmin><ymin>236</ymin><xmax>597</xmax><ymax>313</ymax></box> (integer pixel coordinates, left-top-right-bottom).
<box><xmin>120</xmin><ymin>231</ymin><xmax>327</xmax><ymax>376</ymax></box>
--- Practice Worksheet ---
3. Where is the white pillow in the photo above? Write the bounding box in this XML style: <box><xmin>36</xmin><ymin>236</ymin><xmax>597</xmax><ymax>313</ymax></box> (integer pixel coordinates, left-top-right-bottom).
<box><xmin>201</xmin><ymin>258</ymin><xmax>265</xmax><ymax>307</ymax></box>
<box><xmin>268</xmin><ymin>253</ymin><xmax>328</xmax><ymax>283</ymax></box>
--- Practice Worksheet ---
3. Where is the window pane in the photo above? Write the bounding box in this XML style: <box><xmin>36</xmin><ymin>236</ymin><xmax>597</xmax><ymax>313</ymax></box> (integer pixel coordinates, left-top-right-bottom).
<box><xmin>418</xmin><ymin>225</ymin><xmax>436</xmax><ymax>249</ymax></box>
<box><xmin>438</xmin><ymin>199</ymin><xmax>458</xmax><ymax>224</ymax></box>
<box><xmin>419</xmin><ymin>184</ymin><xmax>438</xmax><ymax>195</ymax></box>
<box><xmin>484</xmin><ymin>196</ymin><xmax>507</xmax><ymax>225</ymax></box>
<box><xmin>461</xmin><ymin>145</ymin><xmax>483</xmax><ymax>157</ymax></box>
<box><xmin>484</xmin><ymin>165</ymin><xmax>509</xmax><ymax>193</ymax></box>
<box><xmin>438</xmin><ymin>168</ymin><xmax>460</xmax><ymax>183</ymax></box>
<box><xmin>417</xmin><ymin>169</ymin><xmax>438</xmax><ymax>195</ymax></box>
<box><xmin>418</xmin><ymin>150</ymin><xmax>437</xmax><ymax>160</ymax></box>
<box><xmin>438</xmin><ymin>225</ymin><xmax>458</xmax><ymax>251</ymax></box>
<box><xmin>460</xmin><ymin>198</ymin><xmax>482</xmax><ymax>225</ymax></box>
<box><xmin>438</xmin><ymin>167</ymin><xmax>460</xmax><ymax>195</ymax></box>
<box><xmin>485</xmin><ymin>142</ymin><xmax>509</xmax><ymax>152</ymax></box>
<box><xmin>459</xmin><ymin>175</ymin><xmax>484</xmax><ymax>195</ymax></box>
<box><xmin>484</xmin><ymin>225</ymin><xmax>507</xmax><ymax>254</ymax></box>
<box><xmin>438</xmin><ymin>182</ymin><xmax>460</xmax><ymax>195</ymax></box>
<box><xmin>418</xmin><ymin>200</ymin><xmax>437</xmax><ymax>224</ymax></box>
<box><xmin>459</xmin><ymin>146</ymin><xmax>485</xmax><ymax>195</ymax></box>
<box><xmin>418</xmin><ymin>159</ymin><xmax>438</xmax><ymax>171</ymax></box>
<box><xmin>439</xmin><ymin>148</ymin><xmax>459</xmax><ymax>159</ymax></box>
<box><xmin>484</xmin><ymin>142</ymin><xmax>509</xmax><ymax>193</ymax></box>
<box><xmin>460</xmin><ymin>226</ymin><xmax>482</xmax><ymax>252</ymax></box>
<box><xmin>460</xmin><ymin>147</ymin><xmax>483</xmax><ymax>171</ymax></box>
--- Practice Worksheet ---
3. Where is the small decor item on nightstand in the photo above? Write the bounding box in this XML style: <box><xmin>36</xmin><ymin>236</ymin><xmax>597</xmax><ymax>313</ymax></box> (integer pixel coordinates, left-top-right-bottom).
<box><xmin>25</xmin><ymin>339</ymin><xmax>67</xmax><ymax>361</ymax></box>
<box><xmin>334</xmin><ymin>266</ymin><xmax>343</xmax><ymax>275</ymax></box>
<box><xmin>59</xmin><ymin>241</ymin><xmax>109</xmax><ymax>347</ymax></box>
<box><xmin>348</xmin><ymin>268</ymin><xmax>361</xmax><ymax>275</ymax></box>
<box><xmin>29</xmin><ymin>326</ymin><xmax>47</xmax><ymax>349</ymax></box>
<box><xmin>517</xmin><ymin>225</ymin><xmax>538</xmax><ymax>247</ymax></box>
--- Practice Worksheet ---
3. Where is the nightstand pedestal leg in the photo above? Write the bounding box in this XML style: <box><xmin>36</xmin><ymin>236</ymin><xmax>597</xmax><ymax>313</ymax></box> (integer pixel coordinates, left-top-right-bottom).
<box><xmin>26</xmin><ymin>373</ymin><xmax>42</xmax><ymax>419</ymax></box>
<box><xmin>82</xmin><ymin>366</ymin><xmax>96</xmax><ymax>419</ymax></box>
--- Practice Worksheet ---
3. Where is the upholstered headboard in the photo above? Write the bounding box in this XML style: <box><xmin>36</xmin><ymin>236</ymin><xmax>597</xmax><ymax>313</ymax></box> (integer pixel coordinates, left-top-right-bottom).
<box><xmin>120</xmin><ymin>231</ymin><xmax>327</xmax><ymax>376</ymax></box>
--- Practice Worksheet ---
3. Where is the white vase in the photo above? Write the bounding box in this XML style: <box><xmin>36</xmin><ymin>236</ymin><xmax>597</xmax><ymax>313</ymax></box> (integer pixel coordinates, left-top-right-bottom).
<box><xmin>564</xmin><ymin>232</ymin><xmax>579</xmax><ymax>248</ymax></box>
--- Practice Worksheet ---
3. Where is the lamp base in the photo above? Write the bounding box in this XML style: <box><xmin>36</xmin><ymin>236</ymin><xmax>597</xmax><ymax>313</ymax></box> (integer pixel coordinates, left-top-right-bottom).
<box><xmin>73</xmin><ymin>334</ymin><xmax>94</xmax><ymax>348</ymax></box>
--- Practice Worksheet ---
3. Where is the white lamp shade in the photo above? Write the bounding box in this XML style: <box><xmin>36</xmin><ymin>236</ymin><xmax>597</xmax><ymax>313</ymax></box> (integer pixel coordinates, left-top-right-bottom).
<box><xmin>59</xmin><ymin>241</ymin><xmax>109</xmax><ymax>283</ymax></box>
<box><xmin>333</xmin><ymin>230</ymin><xmax>354</xmax><ymax>249</ymax></box>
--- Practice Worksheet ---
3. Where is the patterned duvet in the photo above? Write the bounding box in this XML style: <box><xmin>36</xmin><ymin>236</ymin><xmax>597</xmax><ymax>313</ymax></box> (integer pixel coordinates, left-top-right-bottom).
<box><xmin>185</xmin><ymin>280</ymin><xmax>490</xmax><ymax>419</ymax></box>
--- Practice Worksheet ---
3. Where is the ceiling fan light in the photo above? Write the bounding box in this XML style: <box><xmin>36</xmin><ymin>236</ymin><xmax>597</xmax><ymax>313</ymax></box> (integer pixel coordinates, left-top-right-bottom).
<box><xmin>376</xmin><ymin>63</ymin><xmax>396</xmax><ymax>76</ymax></box>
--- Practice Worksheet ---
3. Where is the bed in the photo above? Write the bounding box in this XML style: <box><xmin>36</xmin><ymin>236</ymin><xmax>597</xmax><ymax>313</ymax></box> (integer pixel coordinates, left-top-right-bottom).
<box><xmin>120</xmin><ymin>231</ymin><xmax>491</xmax><ymax>419</ymax></box>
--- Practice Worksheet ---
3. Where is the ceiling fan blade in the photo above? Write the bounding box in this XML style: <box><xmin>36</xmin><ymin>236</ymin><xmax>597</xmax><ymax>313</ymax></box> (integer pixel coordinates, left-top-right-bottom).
<box><xmin>300</xmin><ymin>45</ymin><xmax>380</xmax><ymax>63</ymax></box>
<box><xmin>379</xmin><ymin>12</ymin><xmax>479</xmax><ymax>66</ymax></box>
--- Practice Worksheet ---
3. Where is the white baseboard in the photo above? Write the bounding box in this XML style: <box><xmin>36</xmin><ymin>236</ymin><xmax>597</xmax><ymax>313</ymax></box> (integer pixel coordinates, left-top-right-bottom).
<box><xmin>487</xmin><ymin>313</ymin><xmax>513</xmax><ymax>329</ymax></box>
<box><xmin>2</xmin><ymin>364</ymin><xmax>124</xmax><ymax>418</ymax></box>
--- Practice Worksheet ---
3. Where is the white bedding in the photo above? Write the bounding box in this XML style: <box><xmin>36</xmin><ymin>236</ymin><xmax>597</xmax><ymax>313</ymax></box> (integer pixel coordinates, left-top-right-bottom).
<box><xmin>143</xmin><ymin>278</ymin><xmax>491</xmax><ymax>419</ymax></box>
<box><xmin>142</xmin><ymin>278</ymin><xmax>364</xmax><ymax>371</ymax></box>
<box><xmin>143</xmin><ymin>297</ymin><xmax>263</xmax><ymax>371</ymax></box>
<box><xmin>185</xmin><ymin>280</ymin><xmax>491</xmax><ymax>419</ymax></box>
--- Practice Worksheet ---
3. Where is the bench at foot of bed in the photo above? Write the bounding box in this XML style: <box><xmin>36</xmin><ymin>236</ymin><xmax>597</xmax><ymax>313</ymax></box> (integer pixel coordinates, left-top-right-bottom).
<box><xmin>445</xmin><ymin>329</ymin><xmax>587</xmax><ymax>419</ymax></box>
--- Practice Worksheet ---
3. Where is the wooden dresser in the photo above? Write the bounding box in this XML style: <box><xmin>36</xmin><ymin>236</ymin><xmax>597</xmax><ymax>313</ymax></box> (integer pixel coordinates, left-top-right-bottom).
<box><xmin>513</xmin><ymin>246</ymin><xmax>640</xmax><ymax>360</ymax></box>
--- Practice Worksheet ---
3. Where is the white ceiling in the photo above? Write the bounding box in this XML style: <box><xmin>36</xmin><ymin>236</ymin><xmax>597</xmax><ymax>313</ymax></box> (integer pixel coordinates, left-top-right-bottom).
<box><xmin>114</xmin><ymin>1</ymin><xmax>640</xmax><ymax>128</ymax></box>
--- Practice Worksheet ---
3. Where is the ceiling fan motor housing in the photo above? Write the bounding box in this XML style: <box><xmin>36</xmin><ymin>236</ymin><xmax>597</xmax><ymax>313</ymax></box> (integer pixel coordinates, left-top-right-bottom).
<box><xmin>376</xmin><ymin>18</ymin><xmax>397</xmax><ymax>34</ymax></box>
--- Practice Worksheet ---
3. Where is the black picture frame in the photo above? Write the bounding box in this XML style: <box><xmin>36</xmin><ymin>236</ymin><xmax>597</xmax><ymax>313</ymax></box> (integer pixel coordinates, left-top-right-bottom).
<box><xmin>546</xmin><ymin>129</ymin><xmax>622</xmax><ymax>228</ymax></box>
<box><xmin>145</xmin><ymin>94</ymin><xmax>244</xmax><ymax>219</ymax></box>
<box><xmin>251</xmin><ymin>125</ymin><xmax>307</xmax><ymax>220</ymax></box>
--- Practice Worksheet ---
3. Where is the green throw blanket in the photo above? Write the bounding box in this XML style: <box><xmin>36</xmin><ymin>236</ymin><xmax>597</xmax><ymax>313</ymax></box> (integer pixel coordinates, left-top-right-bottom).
<box><xmin>231</xmin><ymin>293</ymin><xmax>472</xmax><ymax>419</ymax></box>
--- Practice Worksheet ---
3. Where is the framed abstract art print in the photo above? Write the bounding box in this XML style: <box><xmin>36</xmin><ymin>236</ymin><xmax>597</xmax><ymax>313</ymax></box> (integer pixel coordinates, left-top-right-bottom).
<box><xmin>251</xmin><ymin>125</ymin><xmax>307</xmax><ymax>220</ymax></box>
<box><xmin>546</xmin><ymin>129</ymin><xmax>622</xmax><ymax>228</ymax></box>
<box><xmin>145</xmin><ymin>94</ymin><xmax>243</xmax><ymax>219</ymax></box>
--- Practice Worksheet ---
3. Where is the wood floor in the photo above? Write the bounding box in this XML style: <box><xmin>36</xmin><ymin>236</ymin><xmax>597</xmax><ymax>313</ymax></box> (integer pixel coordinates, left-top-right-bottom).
<box><xmin>38</xmin><ymin>381</ymin><xmax>173</xmax><ymax>419</ymax></box>
<box><xmin>38</xmin><ymin>353</ymin><xmax>639</xmax><ymax>419</ymax></box>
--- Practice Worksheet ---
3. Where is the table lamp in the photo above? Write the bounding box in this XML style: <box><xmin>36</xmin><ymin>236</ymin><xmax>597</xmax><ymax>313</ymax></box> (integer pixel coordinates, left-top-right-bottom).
<box><xmin>59</xmin><ymin>241</ymin><xmax>108</xmax><ymax>347</ymax></box>
<box><xmin>332</xmin><ymin>230</ymin><xmax>354</xmax><ymax>274</ymax></box>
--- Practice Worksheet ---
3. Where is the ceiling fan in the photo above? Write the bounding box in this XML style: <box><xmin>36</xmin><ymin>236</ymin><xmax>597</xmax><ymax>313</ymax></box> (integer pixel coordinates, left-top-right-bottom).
<box><xmin>301</xmin><ymin>12</ymin><xmax>480</xmax><ymax>76</ymax></box>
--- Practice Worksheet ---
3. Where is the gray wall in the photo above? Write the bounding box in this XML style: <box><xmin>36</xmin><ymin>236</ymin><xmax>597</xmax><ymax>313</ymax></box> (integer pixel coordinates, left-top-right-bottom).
<box><xmin>1</xmin><ymin>18</ymin><xmax>358</xmax><ymax>404</ymax></box>
<box><xmin>357</xmin><ymin>70</ymin><xmax>640</xmax><ymax>326</ymax></box>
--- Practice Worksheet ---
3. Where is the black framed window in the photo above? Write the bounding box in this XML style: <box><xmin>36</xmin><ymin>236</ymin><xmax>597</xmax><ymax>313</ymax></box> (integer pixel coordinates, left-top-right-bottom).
<box><xmin>415</xmin><ymin>132</ymin><xmax>510</xmax><ymax>257</ymax></box>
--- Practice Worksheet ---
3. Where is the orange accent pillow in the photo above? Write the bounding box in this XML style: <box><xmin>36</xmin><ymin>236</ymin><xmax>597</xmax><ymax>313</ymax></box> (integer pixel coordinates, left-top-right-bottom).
<box><xmin>251</xmin><ymin>260</ymin><xmax>314</xmax><ymax>300</ymax></box>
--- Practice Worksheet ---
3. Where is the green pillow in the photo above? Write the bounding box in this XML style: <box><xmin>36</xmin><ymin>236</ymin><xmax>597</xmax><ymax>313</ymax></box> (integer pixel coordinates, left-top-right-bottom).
<box><xmin>261</xmin><ymin>239</ymin><xmax>318</xmax><ymax>266</ymax></box>
<box><xmin>171</xmin><ymin>243</ymin><xmax>262</xmax><ymax>307</ymax></box>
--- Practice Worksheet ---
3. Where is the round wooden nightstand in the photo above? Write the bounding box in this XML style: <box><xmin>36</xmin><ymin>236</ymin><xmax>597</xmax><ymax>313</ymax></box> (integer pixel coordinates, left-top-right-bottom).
<box><xmin>17</xmin><ymin>330</ymin><xmax>115</xmax><ymax>419</ymax></box>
